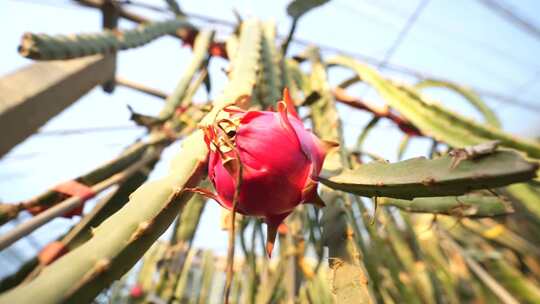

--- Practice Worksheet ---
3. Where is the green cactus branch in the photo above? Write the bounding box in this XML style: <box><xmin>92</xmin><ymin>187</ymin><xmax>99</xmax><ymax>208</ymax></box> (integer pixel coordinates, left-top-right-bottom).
<box><xmin>506</xmin><ymin>182</ymin><xmax>540</xmax><ymax>223</ymax></box>
<box><xmin>460</xmin><ymin>218</ymin><xmax>540</xmax><ymax>257</ymax></box>
<box><xmin>481</xmin><ymin>254</ymin><xmax>540</xmax><ymax>304</ymax></box>
<box><xmin>417</xmin><ymin>234</ymin><xmax>461</xmax><ymax>303</ymax></box>
<box><xmin>283</xmin><ymin>58</ymin><xmax>309</xmax><ymax>99</ymax></box>
<box><xmin>238</xmin><ymin>218</ymin><xmax>259</xmax><ymax>303</ymax></box>
<box><xmin>64</xmin><ymin>157</ymin><xmax>162</xmax><ymax>251</ymax></box>
<box><xmin>351</xmin><ymin>193</ymin><xmax>420</xmax><ymax>302</ymax></box>
<box><xmin>327</xmin><ymin>56</ymin><xmax>540</xmax><ymax>159</ymax></box>
<box><xmin>172</xmin><ymin>191</ymin><xmax>207</xmax><ymax>245</ymax></box>
<box><xmin>415</xmin><ymin>79</ymin><xmax>501</xmax><ymax>128</ymax></box>
<box><xmin>355</xmin><ymin>116</ymin><xmax>381</xmax><ymax>150</ymax></box>
<box><xmin>257</xmin><ymin>21</ymin><xmax>282</xmax><ymax>108</ymax></box>
<box><xmin>197</xmin><ymin>250</ymin><xmax>216</xmax><ymax>303</ymax></box>
<box><xmin>402</xmin><ymin>213</ymin><xmax>446</xmax><ymax>302</ymax></box>
<box><xmin>440</xmin><ymin>232</ymin><xmax>520</xmax><ymax>304</ymax></box>
<box><xmin>285</xmin><ymin>212</ymin><xmax>306</xmax><ymax>301</ymax></box>
<box><xmin>200</xmin><ymin>19</ymin><xmax>261</xmax><ymax>126</ymax></box>
<box><xmin>320</xmin><ymin>149</ymin><xmax>537</xmax><ymax>200</ymax></box>
<box><xmin>137</xmin><ymin>241</ymin><xmax>169</xmax><ymax>293</ymax></box>
<box><xmin>307</xmin><ymin>47</ymin><xmax>375</xmax><ymax>304</ymax></box>
<box><xmin>158</xmin><ymin>30</ymin><xmax>214</xmax><ymax>121</ymax></box>
<box><xmin>23</xmin><ymin>156</ymin><xmax>162</xmax><ymax>283</ymax></box>
<box><xmin>225</xmin><ymin>35</ymin><xmax>239</xmax><ymax>66</ymax></box>
<box><xmin>438</xmin><ymin>202</ymin><xmax>540</xmax><ymax>295</ymax></box>
<box><xmin>326</xmin><ymin>56</ymin><xmax>540</xmax><ymax>298</ymax></box>
<box><xmin>287</xmin><ymin>59</ymin><xmax>422</xmax><ymax>137</ymax></box>
<box><xmin>151</xmin><ymin>190</ymin><xmax>208</xmax><ymax>302</ymax></box>
<box><xmin>299</xmin><ymin>269</ymin><xmax>333</xmax><ymax>304</ymax></box>
<box><xmin>256</xmin><ymin>259</ymin><xmax>288</xmax><ymax>303</ymax></box>
<box><xmin>382</xmin><ymin>210</ymin><xmax>437</xmax><ymax>303</ymax></box>
<box><xmin>171</xmin><ymin>247</ymin><xmax>197</xmax><ymax>302</ymax></box>
<box><xmin>443</xmin><ymin>222</ymin><xmax>540</xmax><ymax>303</ymax></box>
<box><xmin>18</xmin><ymin>18</ymin><xmax>195</xmax><ymax>60</ymax></box>
<box><xmin>405</xmin><ymin>84</ymin><xmax>540</xmax><ymax>157</ymax></box>
<box><xmin>379</xmin><ymin>192</ymin><xmax>514</xmax><ymax>217</ymax></box>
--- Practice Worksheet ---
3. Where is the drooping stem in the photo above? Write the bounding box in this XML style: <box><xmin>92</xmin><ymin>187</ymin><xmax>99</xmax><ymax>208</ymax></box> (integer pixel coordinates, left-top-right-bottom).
<box><xmin>281</xmin><ymin>18</ymin><xmax>298</xmax><ymax>57</ymax></box>
<box><xmin>224</xmin><ymin>149</ymin><xmax>243</xmax><ymax>304</ymax></box>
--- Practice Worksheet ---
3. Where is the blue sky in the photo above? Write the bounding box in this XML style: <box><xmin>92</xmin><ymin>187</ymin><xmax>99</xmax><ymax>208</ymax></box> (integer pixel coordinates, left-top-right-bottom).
<box><xmin>1</xmin><ymin>0</ymin><xmax>539</xmax><ymax>277</ymax></box>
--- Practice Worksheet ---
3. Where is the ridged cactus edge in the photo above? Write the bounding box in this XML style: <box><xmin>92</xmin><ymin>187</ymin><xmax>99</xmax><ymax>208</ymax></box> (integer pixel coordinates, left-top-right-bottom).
<box><xmin>19</xmin><ymin>18</ymin><xmax>195</xmax><ymax>60</ymax></box>
<box><xmin>321</xmin><ymin>150</ymin><xmax>537</xmax><ymax>199</ymax></box>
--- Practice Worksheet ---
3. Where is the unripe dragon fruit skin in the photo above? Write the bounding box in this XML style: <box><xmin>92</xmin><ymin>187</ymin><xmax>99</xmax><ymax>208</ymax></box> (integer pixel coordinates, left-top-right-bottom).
<box><xmin>202</xmin><ymin>89</ymin><xmax>332</xmax><ymax>256</ymax></box>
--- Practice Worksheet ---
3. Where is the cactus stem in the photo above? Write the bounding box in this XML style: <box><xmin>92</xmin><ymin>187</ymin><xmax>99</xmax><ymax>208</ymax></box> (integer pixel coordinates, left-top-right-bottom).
<box><xmin>128</xmin><ymin>221</ymin><xmax>152</xmax><ymax>243</ymax></box>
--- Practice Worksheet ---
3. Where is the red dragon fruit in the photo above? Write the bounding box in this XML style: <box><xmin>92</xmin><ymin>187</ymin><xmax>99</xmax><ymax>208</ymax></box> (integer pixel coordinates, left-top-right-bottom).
<box><xmin>129</xmin><ymin>284</ymin><xmax>144</xmax><ymax>298</ymax></box>
<box><xmin>199</xmin><ymin>89</ymin><xmax>333</xmax><ymax>256</ymax></box>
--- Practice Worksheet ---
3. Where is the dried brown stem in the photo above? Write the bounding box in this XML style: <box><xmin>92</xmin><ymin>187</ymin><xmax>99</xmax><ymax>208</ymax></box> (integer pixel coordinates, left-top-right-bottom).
<box><xmin>333</xmin><ymin>87</ymin><xmax>422</xmax><ymax>136</ymax></box>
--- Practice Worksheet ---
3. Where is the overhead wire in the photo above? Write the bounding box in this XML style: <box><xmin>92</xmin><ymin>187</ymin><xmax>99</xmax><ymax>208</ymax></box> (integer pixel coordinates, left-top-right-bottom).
<box><xmin>0</xmin><ymin>142</ymin><xmax>132</xmax><ymax>162</ymax></box>
<box><xmin>34</xmin><ymin>125</ymin><xmax>141</xmax><ymax>136</ymax></box>
<box><xmin>333</xmin><ymin>0</ymin><xmax>536</xmax><ymax>90</ymax></box>
<box><xmin>359</xmin><ymin>0</ymin><xmax>540</xmax><ymax>69</ymax></box>
<box><xmin>377</xmin><ymin>0</ymin><xmax>430</xmax><ymax>69</ymax></box>
<box><xmin>474</xmin><ymin>0</ymin><xmax>540</xmax><ymax>98</ymax></box>
<box><xmin>476</xmin><ymin>0</ymin><xmax>540</xmax><ymax>41</ymax></box>
<box><xmin>352</xmin><ymin>0</ymin><xmax>428</xmax><ymax>99</ymax></box>
<box><xmin>511</xmin><ymin>70</ymin><xmax>540</xmax><ymax>97</ymax></box>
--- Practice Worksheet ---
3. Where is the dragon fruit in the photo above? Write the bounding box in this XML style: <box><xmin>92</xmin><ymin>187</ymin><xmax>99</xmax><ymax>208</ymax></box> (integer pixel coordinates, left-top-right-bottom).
<box><xmin>200</xmin><ymin>89</ymin><xmax>333</xmax><ymax>256</ymax></box>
